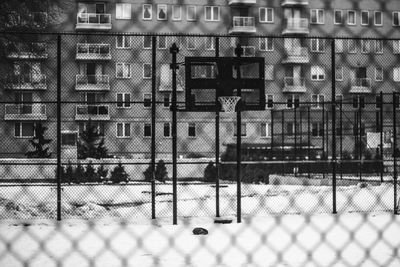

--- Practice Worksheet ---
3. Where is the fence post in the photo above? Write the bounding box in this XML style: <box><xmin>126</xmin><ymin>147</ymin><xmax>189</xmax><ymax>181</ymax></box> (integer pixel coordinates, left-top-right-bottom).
<box><xmin>340</xmin><ymin>98</ymin><xmax>343</xmax><ymax>180</ymax></box>
<box><xmin>393</xmin><ymin>92</ymin><xmax>398</xmax><ymax>215</ymax></box>
<box><xmin>56</xmin><ymin>34</ymin><xmax>62</xmax><ymax>221</ymax></box>
<box><xmin>151</xmin><ymin>35</ymin><xmax>157</xmax><ymax>219</ymax></box>
<box><xmin>331</xmin><ymin>39</ymin><xmax>337</xmax><ymax>214</ymax></box>
<box><xmin>215</xmin><ymin>36</ymin><xmax>220</xmax><ymax>218</ymax></box>
<box><xmin>170</xmin><ymin>43</ymin><xmax>179</xmax><ymax>225</ymax></box>
<box><xmin>235</xmin><ymin>44</ymin><xmax>243</xmax><ymax>223</ymax></box>
<box><xmin>380</xmin><ymin>91</ymin><xmax>384</xmax><ymax>183</ymax></box>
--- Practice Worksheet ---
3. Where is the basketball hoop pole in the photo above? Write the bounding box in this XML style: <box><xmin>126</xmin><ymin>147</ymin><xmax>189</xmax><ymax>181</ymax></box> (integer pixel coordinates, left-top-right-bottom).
<box><xmin>235</xmin><ymin>43</ymin><xmax>243</xmax><ymax>224</ymax></box>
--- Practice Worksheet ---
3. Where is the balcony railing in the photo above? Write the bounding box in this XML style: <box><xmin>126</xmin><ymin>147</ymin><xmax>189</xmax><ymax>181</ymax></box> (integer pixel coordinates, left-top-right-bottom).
<box><xmin>76</xmin><ymin>13</ymin><xmax>112</xmax><ymax>31</ymax></box>
<box><xmin>283</xmin><ymin>18</ymin><xmax>309</xmax><ymax>35</ymax></box>
<box><xmin>6</xmin><ymin>42</ymin><xmax>47</xmax><ymax>59</ymax></box>
<box><xmin>350</xmin><ymin>78</ymin><xmax>372</xmax><ymax>94</ymax></box>
<box><xmin>4</xmin><ymin>104</ymin><xmax>47</xmax><ymax>120</ymax></box>
<box><xmin>281</xmin><ymin>0</ymin><xmax>309</xmax><ymax>6</ymax></box>
<box><xmin>75</xmin><ymin>105</ymin><xmax>110</xmax><ymax>121</ymax></box>
<box><xmin>75</xmin><ymin>75</ymin><xmax>110</xmax><ymax>91</ymax></box>
<box><xmin>6</xmin><ymin>74</ymin><xmax>47</xmax><ymax>90</ymax></box>
<box><xmin>283</xmin><ymin>77</ymin><xmax>307</xmax><ymax>93</ymax></box>
<box><xmin>228</xmin><ymin>0</ymin><xmax>257</xmax><ymax>5</ymax></box>
<box><xmin>282</xmin><ymin>47</ymin><xmax>309</xmax><ymax>63</ymax></box>
<box><xmin>76</xmin><ymin>43</ymin><xmax>111</xmax><ymax>60</ymax></box>
<box><xmin>229</xmin><ymin>16</ymin><xmax>256</xmax><ymax>33</ymax></box>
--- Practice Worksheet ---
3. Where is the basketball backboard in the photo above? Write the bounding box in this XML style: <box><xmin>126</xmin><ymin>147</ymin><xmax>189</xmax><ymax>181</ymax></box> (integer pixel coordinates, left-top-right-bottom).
<box><xmin>185</xmin><ymin>57</ymin><xmax>265</xmax><ymax>112</ymax></box>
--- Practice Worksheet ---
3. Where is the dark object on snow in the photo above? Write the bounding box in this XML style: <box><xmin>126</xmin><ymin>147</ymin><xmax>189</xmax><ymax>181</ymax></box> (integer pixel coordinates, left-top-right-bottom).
<box><xmin>214</xmin><ymin>218</ymin><xmax>233</xmax><ymax>224</ymax></box>
<box><xmin>192</xmin><ymin>227</ymin><xmax>208</xmax><ymax>235</ymax></box>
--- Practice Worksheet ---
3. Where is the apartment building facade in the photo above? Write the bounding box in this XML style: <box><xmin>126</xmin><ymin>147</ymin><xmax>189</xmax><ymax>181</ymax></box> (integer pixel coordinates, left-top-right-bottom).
<box><xmin>1</xmin><ymin>0</ymin><xmax>400</xmax><ymax>158</ymax></box>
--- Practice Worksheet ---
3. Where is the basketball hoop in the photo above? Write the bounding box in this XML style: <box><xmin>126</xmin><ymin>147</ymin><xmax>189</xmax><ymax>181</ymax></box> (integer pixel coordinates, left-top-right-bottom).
<box><xmin>218</xmin><ymin>96</ymin><xmax>241</xmax><ymax>113</ymax></box>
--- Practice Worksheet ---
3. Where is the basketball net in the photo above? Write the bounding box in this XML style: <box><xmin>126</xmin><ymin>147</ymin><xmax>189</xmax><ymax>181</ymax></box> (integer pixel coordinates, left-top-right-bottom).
<box><xmin>218</xmin><ymin>96</ymin><xmax>241</xmax><ymax>113</ymax></box>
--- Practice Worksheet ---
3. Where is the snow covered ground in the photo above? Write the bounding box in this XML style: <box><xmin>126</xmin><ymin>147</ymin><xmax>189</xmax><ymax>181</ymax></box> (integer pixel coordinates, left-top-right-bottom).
<box><xmin>0</xmin><ymin>176</ymin><xmax>399</xmax><ymax>266</ymax></box>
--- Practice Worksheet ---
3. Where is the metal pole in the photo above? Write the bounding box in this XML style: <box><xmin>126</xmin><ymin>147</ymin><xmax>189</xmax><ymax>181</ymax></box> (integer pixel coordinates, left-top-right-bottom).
<box><xmin>331</xmin><ymin>39</ymin><xmax>337</xmax><ymax>214</ymax></box>
<box><xmin>282</xmin><ymin>110</ymin><xmax>285</xmax><ymax>161</ymax></box>
<box><xmin>235</xmin><ymin>44</ymin><xmax>243</xmax><ymax>223</ymax></box>
<box><xmin>308</xmin><ymin>106</ymin><xmax>311</xmax><ymax>179</ymax></box>
<box><xmin>294</xmin><ymin>106</ymin><xmax>297</xmax><ymax>176</ymax></box>
<box><xmin>393</xmin><ymin>92</ymin><xmax>398</xmax><ymax>215</ymax></box>
<box><xmin>359</xmin><ymin>97</ymin><xmax>363</xmax><ymax>181</ymax></box>
<box><xmin>56</xmin><ymin>34</ymin><xmax>62</xmax><ymax>221</ymax></box>
<box><xmin>151</xmin><ymin>36</ymin><xmax>157</xmax><ymax>219</ymax></box>
<box><xmin>322</xmin><ymin>101</ymin><xmax>325</xmax><ymax>179</ymax></box>
<box><xmin>215</xmin><ymin>36</ymin><xmax>220</xmax><ymax>218</ymax></box>
<box><xmin>170</xmin><ymin>43</ymin><xmax>179</xmax><ymax>225</ymax></box>
<box><xmin>340</xmin><ymin>99</ymin><xmax>343</xmax><ymax>180</ymax></box>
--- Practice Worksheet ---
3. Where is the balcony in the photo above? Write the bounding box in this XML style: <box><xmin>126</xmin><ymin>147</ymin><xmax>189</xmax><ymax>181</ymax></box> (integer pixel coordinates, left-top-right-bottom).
<box><xmin>283</xmin><ymin>77</ymin><xmax>307</xmax><ymax>93</ymax></box>
<box><xmin>234</xmin><ymin>46</ymin><xmax>255</xmax><ymax>57</ymax></box>
<box><xmin>6</xmin><ymin>42</ymin><xmax>48</xmax><ymax>59</ymax></box>
<box><xmin>228</xmin><ymin>0</ymin><xmax>256</xmax><ymax>5</ymax></box>
<box><xmin>349</xmin><ymin>78</ymin><xmax>372</xmax><ymax>94</ymax></box>
<box><xmin>282</xmin><ymin>18</ymin><xmax>309</xmax><ymax>35</ymax></box>
<box><xmin>76</xmin><ymin>13</ymin><xmax>112</xmax><ymax>31</ymax></box>
<box><xmin>282</xmin><ymin>47</ymin><xmax>309</xmax><ymax>63</ymax></box>
<box><xmin>4</xmin><ymin>104</ymin><xmax>47</xmax><ymax>121</ymax></box>
<box><xmin>75</xmin><ymin>105</ymin><xmax>110</xmax><ymax>121</ymax></box>
<box><xmin>229</xmin><ymin>16</ymin><xmax>256</xmax><ymax>34</ymax></box>
<box><xmin>75</xmin><ymin>75</ymin><xmax>110</xmax><ymax>91</ymax></box>
<box><xmin>281</xmin><ymin>0</ymin><xmax>309</xmax><ymax>6</ymax></box>
<box><xmin>6</xmin><ymin>74</ymin><xmax>47</xmax><ymax>90</ymax></box>
<box><xmin>76</xmin><ymin>43</ymin><xmax>111</xmax><ymax>60</ymax></box>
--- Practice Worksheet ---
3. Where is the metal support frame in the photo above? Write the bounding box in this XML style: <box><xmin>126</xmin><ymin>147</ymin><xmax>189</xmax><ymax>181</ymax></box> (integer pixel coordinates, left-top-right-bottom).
<box><xmin>331</xmin><ymin>39</ymin><xmax>337</xmax><ymax>214</ymax></box>
<box><xmin>235</xmin><ymin>44</ymin><xmax>243</xmax><ymax>223</ymax></box>
<box><xmin>56</xmin><ymin>34</ymin><xmax>62</xmax><ymax>221</ymax></box>
<box><xmin>151</xmin><ymin>36</ymin><xmax>157</xmax><ymax>219</ymax></box>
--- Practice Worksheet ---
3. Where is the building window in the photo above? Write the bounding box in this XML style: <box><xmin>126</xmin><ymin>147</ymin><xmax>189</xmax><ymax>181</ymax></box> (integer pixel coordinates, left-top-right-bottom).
<box><xmin>188</xmin><ymin>123</ymin><xmax>196</xmax><ymax>137</ymax></box>
<box><xmin>259</xmin><ymin>38</ymin><xmax>273</xmax><ymax>51</ymax></box>
<box><xmin>286</xmin><ymin>122</ymin><xmax>299</xmax><ymax>136</ymax></box>
<box><xmin>157</xmin><ymin>4</ymin><xmax>167</xmax><ymax>20</ymax></box>
<box><xmin>233</xmin><ymin>123</ymin><xmax>247</xmax><ymax>137</ymax></box>
<box><xmin>116</xmin><ymin>3</ymin><xmax>131</xmax><ymax>19</ymax></box>
<box><xmin>265</xmin><ymin>65</ymin><xmax>274</xmax><ymax>80</ymax></box>
<box><xmin>312</xmin><ymin>94</ymin><xmax>324</xmax><ymax>109</ymax></box>
<box><xmin>348</xmin><ymin>39</ymin><xmax>357</xmax><ymax>53</ymax></box>
<box><xmin>143</xmin><ymin>63</ymin><xmax>152</xmax><ymax>79</ymax></box>
<box><xmin>142</xmin><ymin>4</ymin><xmax>152</xmax><ymax>20</ymax></box>
<box><xmin>393</xmin><ymin>12</ymin><xmax>400</xmax><ymax>26</ymax></box>
<box><xmin>261</xmin><ymin>123</ymin><xmax>271</xmax><ymax>138</ymax></box>
<box><xmin>310</xmin><ymin>38</ymin><xmax>324</xmax><ymax>52</ymax></box>
<box><xmin>163</xmin><ymin>122</ymin><xmax>171</xmax><ymax>137</ymax></box>
<box><xmin>116</xmin><ymin>63</ymin><xmax>131</xmax><ymax>78</ymax></box>
<box><xmin>116</xmin><ymin>123</ymin><xmax>130</xmax><ymax>138</ymax></box>
<box><xmin>158</xmin><ymin>36</ymin><xmax>167</xmax><ymax>49</ymax></box>
<box><xmin>205</xmin><ymin>6</ymin><xmax>219</xmax><ymax>21</ymax></box>
<box><xmin>310</xmin><ymin>9</ymin><xmax>324</xmax><ymax>24</ymax></box>
<box><xmin>375</xmin><ymin>40</ymin><xmax>383</xmax><ymax>54</ymax></box>
<box><xmin>374</xmin><ymin>11</ymin><xmax>383</xmax><ymax>26</ymax></box>
<box><xmin>14</xmin><ymin>122</ymin><xmax>35</xmax><ymax>138</ymax></box>
<box><xmin>259</xmin><ymin>8</ymin><xmax>274</xmax><ymax>23</ymax></box>
<box><xmin>393</xmin><ymin>40</ymin><xmax>400</xmax><ymax>54</ymax></box>
<box><xmin>144</xmin><ymin>123</ymin><xmax>152</xmax><ymax>137</ymax></box>
<box><xmin>205</xmin><ymin>37</ymin><xmax>215</xmax><ymax>50</ymax></box>
<box><xmin>143</xmin><ymin>93</ymin><xmax>151</xmax><ymax>108</ymax></box>
<box><xmin>187</xmin><ymin>6</ymin><xmax>196</xmax><ymax>21</ymax></box>
<box><xmin>361</xmin><ymin>10</ymin><xmax>369</xmax><ymax>25</ymax></box>
<box><xmin>347</xmin><ymin>10</ymin><xmax>356</xmax><ymax>25</ymax></box>
<box><xmin>336</xmin><ymin>66</ymin><xmax>343</xmax><ymax>81</ymax></box>
<box><xmin>334</xmin><ymin>10</ymin><xmax>343</xmax><ymax>24</ymax></box>
<box><xmin>311</xmin><ymin>66</ymin><xmax>325</xmax><ymax>81</ymax></box>
<box><xmin>163</xmin><ymin>94</ymin><xmax>170</xmax><ymax>108</ymax></box>
<box><xmin>143</xmin><ymin>36</ymin><xmax>152</xmax><ymax>49</ymax></box>
<box><xmin>353</xmin><ymin>96</ymin><xmax>365</xmax><ymax>109</ymax></box>
<box><xmin>266</xmin><ymin>94</ymin><xmax>274</xmax><ymax>109</ymax></box>
<box><xmin>172</xmin><ymin>5</ymin><xmax>181</xmax><ymax>21</ymax></box>
<box><xmin>393</xmin><ymin>67</ymin><xmax>400</xmax><ymax>82</ymax></box>
<box><xmin>79</xmin><ymin>122</ymin><xmax>104</xmax><ymax>136</ymax></box>
<box><xmin>375</xmin><ymin>67</ymin><xmax>383</xmax><ymax>81</ymax></box>
<box><xmin>116</xmin><ymin>36</ymin><xmax>131</xmax><ymax>49</ymax></box>
<box><xmin>361</xmin><ymin>40</ymin><xmax>370</xmax><ymax>53</ymax></box>
<box><xmin>116</xmin><ymin>93</ymin><xmax>131</xmax><ymax>108</ymax></box>
<box><xmin>287</xmin><ymin>95</ymin><xmax>300</xmax><ymax>109</ymax></box>
<box><xmin>186</xmin><ymin>36</ymin><xmax>197</xmax><ymax>50</ymax></box>
<box><xmin>312</xmin><ymin>123</ymin><xmax>324</xmax><ymax>137</ymax></box>
<box><xmin>335</xmin><ymin>39</ymin><xmax>344</xmax><ymax>53</ymax></box>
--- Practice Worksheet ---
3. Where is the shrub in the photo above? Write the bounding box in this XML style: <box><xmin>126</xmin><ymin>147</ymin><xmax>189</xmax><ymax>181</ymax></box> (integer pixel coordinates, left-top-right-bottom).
<box><xmin>143</xmin><ymin>164</ymin><xmax>153</xmax><ymax>182</ymax></box>
<box><xmin>155</xmin><ymin>160</ymin><xmax>168</xmax><ymax>182</ymax></box>
<box><xmin>110</xmin><ymin>161</ymin><xmax>129</xmax><ymax>184</ymax></box>
<box><xmin>78</xmin><ymin>119</ymin><xmax>110</xmax><ymax>159</ymax></box>
<box><xmin>72</xmin><ymin>162</ymin><xmax>85</xmax><ymax>184</ymax></box>
<box><xmin>203</xmin><ymin>162</ymin><xmax>217</xmax><ymax>182</ymax></box>
<box><xmin>64</xmin><ymin>161</ymin><xmax>74</xmax><ymax>184</ymax></box>
<box><xmin>85</xmin><ymin>161</ymin><xmax>97</xmax><ymax>183</ymax></box>
<box><xmin>96</xmin><ymin>163</ymin><xmax>108</xmax><ymax>182</ymax></box>
<box><xmin>25</xmin><ymin>123</ymin><xmax>52</xmax><ymax>158</ymax></box>
<box><xmin>55</xmin><ymin>165</ymin><xmax>67</xmax><ymax>184</ymax></box>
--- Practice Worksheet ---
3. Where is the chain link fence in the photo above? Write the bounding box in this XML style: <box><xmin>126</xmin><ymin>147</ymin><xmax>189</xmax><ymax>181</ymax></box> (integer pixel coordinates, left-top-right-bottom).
<box><xmin>0</xmin><ymin>32</ymin><xmax>399</xmax><ymax>266</ymax></box>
